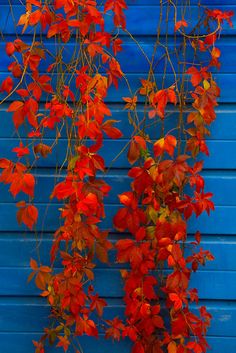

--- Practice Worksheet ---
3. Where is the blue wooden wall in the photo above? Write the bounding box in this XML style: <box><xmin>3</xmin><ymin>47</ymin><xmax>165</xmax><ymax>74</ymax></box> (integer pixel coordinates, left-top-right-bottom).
<box><xmin>0</xmin><ymin>1</ymin><xmax>236</xmax><ymax>352</ymax></box>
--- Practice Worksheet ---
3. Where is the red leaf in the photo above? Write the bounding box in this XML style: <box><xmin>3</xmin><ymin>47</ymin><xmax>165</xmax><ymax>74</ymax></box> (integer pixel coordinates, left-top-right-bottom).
<box><xmin>6</xmin><ymin>42</ymin><xmax>15</xmax><ymax>56</ymax></box>
<box><xmin>0</xmin><ymin>158</ymin><xmax>12</xmax><ymax>169</ymax></box>
<box><xmin>8</xmin><ymin>101</ymin><xmax>24</xmax><ymax>112</ymax></box>
<box><xmin>132</xmin><ymin>342</ymin><xmax>145</xmax><ymax>353</ymax></box>
<box><xmin>151</xmin><ymin>88</ymin><xmax>177</xmax><ymax>119</ymax></box>
<box><xmin>16</xmin><ymin>89</ymin><xmax>29</xmax><ymax>98</ymax></box>
<box><xmin>56</xmin><ymin>336</ymin><xmax>70</xmax><ymax>352</ymax></box>
<box><xmin>104</xmin><ymin>0</ymin><xmax>127</xmax><ymax>28</ymax></box>
<box><xmin>0</xmin><ymin>77</ymin><xmax>13</xmax><ymax>94</ymax></box>
<box><xmin>174</xmin><ymin>20</ymin><xmax>188</xmax><ymax>32</ymax></box>
<box><xmin>169</xmin><ymin>293</ymin><xmax>182</xmax><ymax>310</ymax></box>
<box><xmin>27</xmin><ymin>0</ymin><xmax>42</xmax><ymax>7</ymax></box>
<box><xmin>102</xmin><ymin>120</ymin><xmax>123</xmax><ymax>139</ymax></box>
<box><xmin>127</xmin><ymin>139</ymin><xmax>140</xmax><ymax>165</ymax></box>
<box><xmin>187</xmin><ymin>66</ymin><xmax>210</xmax><ymax>87</ymax></box>
<box><xmin>133</xmin><ymin>136</ymin><xmax>147</xmax><ymax>150</ymax></box>
<box><xmin>12</xmin><ymin>142</ymin><xmax>30</xmax><ymax>158</ymax></box>
<box><xmin>113</xmin><ymin>38</ymin><xmax>123</xmax><ymax>56</ymax></box>
<box><xmin>17</xmin><ymin>204</ymin><xmax>38</xmax><ymax>230</ymax></box>
<box><xmin>29</xmin><ymin>10</ymin><xmax>42</xmax><ymax>26</ymax></box>
<box><xmin>90</xmin><ymin>295</ymin><xmax>107</xmax><ymax>317</ymax></box>
<box><xmin>107</xmin><ymin>58</ymin><xmax>123</xmax><ymax>89</ymax></box>
<box><xmin>21</xmin><ymin>173</ymin><xmax>35</xmax><ymax>197</ymax></box>
<box><xmin>51</xmin><ymin>179</ymin><xmax>74</xmax><ymax>200</ymax></box>
<box><xmin>153</xmin><ymin>135</ymin><xmax>176</xmax><ymax>157</ymax></box>
<box><xmin>8</xmin><ymin>62</ymin><xmax>22</xmax><ymax>78</ymax></box>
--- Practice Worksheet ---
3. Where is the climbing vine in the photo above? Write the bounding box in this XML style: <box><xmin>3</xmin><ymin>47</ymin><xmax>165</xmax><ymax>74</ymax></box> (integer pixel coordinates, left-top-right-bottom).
<box><xmin>0</xmin><ymin>1</ymin><xmax>234</xmax><ymax>353</ymax></box>
<box><xmin>0</xmin><ymin>0</ymin><xmax>127</xmax><ymax>352</ymax></box>
<box><xmin>110</xmin><ymin>4</ymin><xmax>233</xmax><ymax>353</ymax></box>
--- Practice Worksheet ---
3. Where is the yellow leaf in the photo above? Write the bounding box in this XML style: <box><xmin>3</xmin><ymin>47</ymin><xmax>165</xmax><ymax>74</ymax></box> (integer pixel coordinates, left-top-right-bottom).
<box><xmin>168</xmin><ymin>341</ymin><xmax>177</xmax><ymax>353</ymax></box>
<box><xmin>148</xmin><ymin>206</ymin><xmax>158</xmax><ymax>223</ymax></box>
<box><xmin>203</xmin><ymin>79</ymin><xmax>210</xmax><ymax>90</ymax></box>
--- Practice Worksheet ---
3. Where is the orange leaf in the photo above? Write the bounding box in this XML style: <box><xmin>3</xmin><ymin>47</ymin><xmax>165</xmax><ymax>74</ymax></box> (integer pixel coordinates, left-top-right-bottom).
<box><xmin>127</xmin><ymin>140</ymin><xmax>140</xmax><ymax>165</ymax></box>
<box><xmin>17</xmin><ymin>204</ymin><xmax>38</xmax><ymax>230</ymax></box>
<box><xmin>168</xmin><ymin>341</ymin><xmax>177</xmax><ymax>353</ymax></box>
<box><xmin>29</xmin><ymin>10</ymin><xmax>42</xmax><ymax>26</ymax></box>
<box><xmin>174</xmin><ymin>20</ymin><xmax>188</xmax><ymax>32</ymax></box>
<box><xmin>102</xmin><ymin>120</ymin><xmax>123</xmax><ymax>139</ymax></box>
<box><xmin>30</xmin><ymin>258</ymin><xmax>38</xmax><ymax>271</ymax></box>
<box><xmin>133</xmin><ymin>136</ymin><xmax>147</xmax><ymax>150</ymax></box>
<box><xmin>164</xmin><ymin>135</ymin><xmax>177</xmax><ymax>156</ymax></box>
<box><xmin>8</xmin><ymin>101</ymin><xmax>24</xmax><ymax>112</ymax></box>
<box><xmin>34</xmin><ymin>143</ymin><xmax>52</xmax><ymax>157</ymax></box>
<box><xmin>57</xmin><ymin>336</ymin><xmax>70</xmax><ymax>352</ymax></box>
<box><xmin>153</xmin><ymin>137</ymin><xmax>165</xmax><ymax>157</ymax></box>
<box><xmin>22</xmin><ymin>173</ymin><xmax>35</xmax><ymax>197</ymax></box>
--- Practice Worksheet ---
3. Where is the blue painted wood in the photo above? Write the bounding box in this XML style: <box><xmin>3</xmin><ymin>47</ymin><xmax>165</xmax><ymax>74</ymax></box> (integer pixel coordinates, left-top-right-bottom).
<box><xmin>1</xmin><ymin>105</ymin><xmax>236</xmax><ymax>140</ymax></box>
<box><xmin>0</xmin><ymin>298</ymin><xmax>235</xmax><ymax>336</ymax></box>
<box><xmin>0</xmin><ymin>204</ymin><xmax>235</xmax><ymax>234</ymax></box>
<box><xmin>1</xmin><ymin>138</ymin><xmax>236</xmax><ymax>169</ymax></box>
<box><xmin>0</xmin><ymin>5</ymin><xmax>235</xmax><ymax>36</ymax></box>
<box><xmin>1</xmin><ymin>39</ymin><xmax>236</xmax><ymax>74</ymax></box>
<box><xmin>0</xmin><ymin>234</ymin><xmax>235</xmax><ymax>271</ymax></box>
<box><xmin>1</xmin><ymin>170</ymin><xmax>236</xmax><ymax>206</ymax></box>
<box><xmin>0</xmin><ymin>2</ymin><xmax>235</xmax><ymax>352</ymax></box>
<box><xmin>0</xmin><ymin>73</ymin><xmax>235</xmax><ymax>102</ymax></box>
<box><xmin>0</xmin><ymin>267</ymin><xmax>235</xmax><ymax>300</ymax></box>
<box><xmin>0</xmin><ymin>333</ymin><xmax>235</xmax><ymax>353</ymax></box>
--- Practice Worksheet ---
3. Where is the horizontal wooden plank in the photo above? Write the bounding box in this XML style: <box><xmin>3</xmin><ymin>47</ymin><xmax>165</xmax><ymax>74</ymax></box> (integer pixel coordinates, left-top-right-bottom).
<box><xmin>0</xmin><ymin>234</ymin><xmax>235</xmax><ymax>271</ymax></box>
<box><xmin>0</xmin><ymin>170</ymin><xmax>236</xmax><ymax>206</ymax></box>
<box><xmin>0</xmin><ymin>267</ymin><xmax>235</xmax><ymax>299</ymax></box>
<box><xmin>0</xmin><ymin>298</ymin><xmax>235</xmax><ymax>336</ymax></box>
<box><xmin>0</xmin><ymin>73</ymin><xmax>235</xmax><ymax>103</ymax></box>
<box><xmin>1</xmin><ymin>39</ymin><xmax>236</xmax><ymax>74</ymax></box>
<box><xmin>1</xmin><ymin>104</ymin><xmax>236</xmax><ymax>140</ymax></box>
<box><xmin>0</xmin><ymin>204</ymin><xmax>235</xmax><ymax>234</ymax></box>
<box><xmin>0</xmin><ymin>72</ymin><xmax>235</xmax><ymax>104</ymax></box>
<box><xmin>0</xmin><ymin>333</ymin><xmax>235</xmax><ymax>353</ymax></box>
<box><xmin>123</xmin><ymin>6</ymin><xmax>236</xmax><ymax>36</ymax></box>
<box><xmin>0</xmin><ymin>138</ymin><xmax>235</xmax><ymax>169</ymax></box>
<box><xmin>0</xmin><ymin>5</ymin><xmax>235</xmax><ymax>36</ymax></box>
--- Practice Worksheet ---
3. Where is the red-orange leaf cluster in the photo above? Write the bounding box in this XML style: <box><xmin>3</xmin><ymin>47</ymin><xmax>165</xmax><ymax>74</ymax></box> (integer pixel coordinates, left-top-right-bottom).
<box><xmin>110</xmin><ymin>8</ymin><xmax>230</xmax><ymax>353</ymax></box>
<box><xmin>0</xmin><ymin>1</ymin><xmax>231</xmax><ymax>353</ymax></box>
